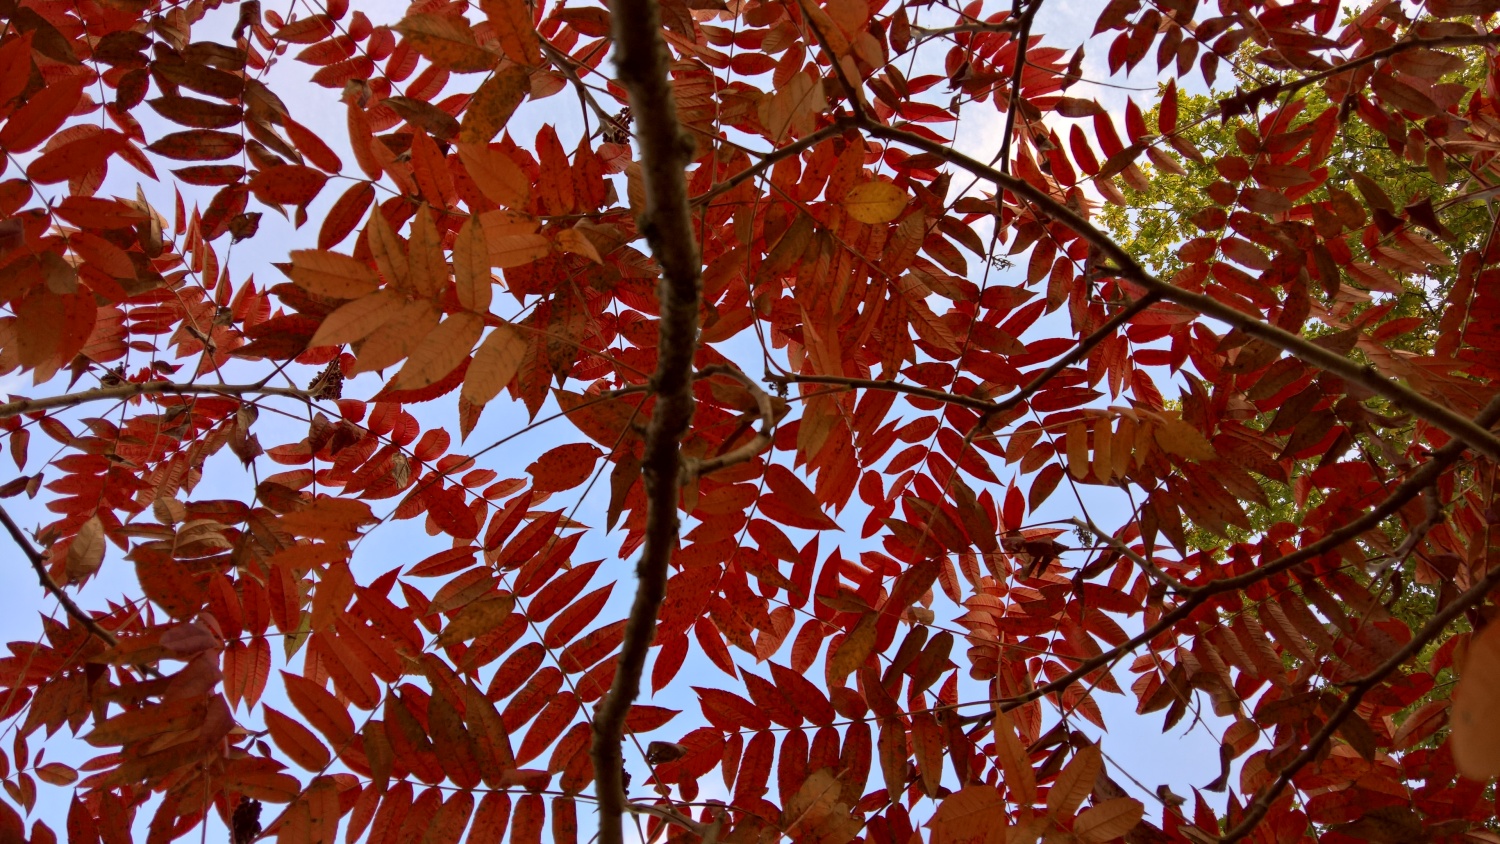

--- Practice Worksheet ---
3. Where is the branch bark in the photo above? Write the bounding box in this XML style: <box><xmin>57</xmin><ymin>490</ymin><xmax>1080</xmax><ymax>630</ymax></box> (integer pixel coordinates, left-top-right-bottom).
<box><xmin>860</xmin><ymin>118</ymin><xmax>1500</xmax><ymax>461</ymax></box>
<box><xmin>0</xmin><ymin>381</ymin><xmax>313</xmax><ymax>419</ymax></box>
<box><xmin>0</xmin><ymin>504</ymin><xmax>118</xmax><ymax>647</ymax></box>
<box><xmin>591</xmin><ymin>2</ymin><xmax>704</xmax><ymax>841</ymax></box>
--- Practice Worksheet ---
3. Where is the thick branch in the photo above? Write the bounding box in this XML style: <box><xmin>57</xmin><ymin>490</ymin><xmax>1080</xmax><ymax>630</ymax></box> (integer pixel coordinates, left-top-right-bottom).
<box><xmin>860</xmin><ymin>119</ymin><xmax>1500</xmax><ymax>461</ymax></box>
<box><xmin>1219</xmin><ymin>558</ymin><xmax>1500</xmax><ymax>844</ymax></box>
<box><xmin>591</xmin><ymin>1</ymin><xmax>704</xmax><ymax>841</ymax></box>
<box><xmin>0</xmin><ymin>504</ymin><xmax>118</xmax><ymax>647</ymax></box>
<box><xmin>0</xmin><ymin>381</ymin><xmax>313</xmax><ymax>419</ymax></box>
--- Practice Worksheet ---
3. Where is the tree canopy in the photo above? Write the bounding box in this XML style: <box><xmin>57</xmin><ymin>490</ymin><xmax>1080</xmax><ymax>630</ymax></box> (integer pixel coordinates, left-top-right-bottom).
<box><xmin>1</xmin><ymin>0</ymin><xmax>1500</xmax><ymax>841</ymax></box>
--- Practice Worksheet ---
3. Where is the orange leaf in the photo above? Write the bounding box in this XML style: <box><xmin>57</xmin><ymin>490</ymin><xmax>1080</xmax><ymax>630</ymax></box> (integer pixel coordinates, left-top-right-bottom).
<box><xmin>281</xmin><ymin>671</ymin><xmax>356</xmax><ymax>746</ymax></box>
<box><xmin>453</xmin><ymin>214</ymin><xmax>492</xmax><ymax>313</ymax></box>
<box><xmin>283</xmin><ymin>114</ymin><xmax>343</xmax><ymax>172</ymax></box>
<box><xmin>991</xmin><ymin>706</ymin><xmax>1037</xmax><ymax>805</ymax></box>
<box><xmin>1073</xmin><ymin>798</ymin><xmax>1144</xmax><ymax>843</ymax></box>
<box><xmin>461</xmin><ymin>65</ymin><xmax>529</xmax><ymax>144</ymax></box>
<box><xmin>289</xmin><ymin>249</ymin><xmax>380</xmax><ymax>299</ymax></box>
<box><xmin>929</xmin><ymin>785</ymin><xmax>1008</xmax><ymax>844</ymax></box>
<box><xmin>481</xmin><ymin>0</ymin><xmax>541</xmax><ymax>66</ymax></box>
<box><xmin>249</xmin><ymin>164</ymin><xmax>328</xmax><ymax>206</ymax></box>
<box><xmin>393</xmin><ymin>312</ymin><xmax>484</xmax><ymax>391</ymax></box>
<box><xmin>264</xmin><ymin>705</ymin><xmax>332</xmax><ymax>770</ymax></box>
<box><xmin>1454</xmin><ymin>621</ymin><xmax>1500</xmax><ymax>779</ymax></box>
<box><xmin>461</xmin><ymin>323</ymin><xmax>526</xmax><ymax>407</ymax></box>
<box><xmin>459</xmin><ymin>147</ymin><xmax>531</xmax><ymax>209</ymax></box>
<box><xmin>526</xmin><ymin>443</ymin><xmax>602</xmax><ymax>494</ymax></box>
<box><xmin>0</xmin><ymin>75</ymin><xmax>87</xmax><ymax>153</ymax></box>
<box><xmin>394</xmin><ymin>13</ymin><xmax>496</xmax><ymax>72</ymax></box>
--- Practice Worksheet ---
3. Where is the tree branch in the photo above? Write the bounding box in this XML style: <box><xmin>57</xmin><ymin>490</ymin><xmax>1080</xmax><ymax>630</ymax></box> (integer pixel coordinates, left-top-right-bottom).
<box><xmin>0</xmin><ymin>503</ymin><xmax>118</xmax><ymax>647</ymax></box>
<box><xmin>997</xmin><ymin>0</ymin><xmax>1042</xmax><ymax>176</ymax></box>
<box><xmin>0</xmin><ymin>381</ymin><xmax>314</xmax><ymax>419</ymax></box>
<box><xmin>688</xmin><ymin>365</ymin><xmax>775</xmax><ymax>477</ymax></box>
<box><xmin>688</xmin><ymin>121</ymin><xmax>851</xmax><ymax>209</ymax></box>
<box><xmin>1222</xmin><ymin>32</ymin><xmax>1500</xmax><ymax>115</ymax></box>
<box><xmin>591</xmin><ymin>1</ymin><xmax>704</xmax><ymax>841</ymax></box>
<box><xmin>1218</xmin><ymin>558</ymin><xmax>1500</xmax><ymax>844</ymax></box>
<box><xmin>859</xmin><ymin>118</ymin><xmax>1500</xmax><ymax>461</ymax></box>
<box><xmin>768</xmin><ymin>290</ymin><xmax>1158</xmax><ymax>420</ymax></box>
<box><xmin>792</xmin><ymin>0</ymin><xmax>865</xmax><ymax>121</ymax></box>
<box><xmin>962</xmin><ymin>393</ymin><xmax>1500</xmax><ymax>726</ymax></box>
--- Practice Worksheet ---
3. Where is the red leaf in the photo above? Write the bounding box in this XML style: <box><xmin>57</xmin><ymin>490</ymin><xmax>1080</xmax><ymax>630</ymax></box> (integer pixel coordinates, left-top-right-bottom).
<box><xmin>542</xmin><ymin>584</ymin><xmax>613</xmax><ymax>649</ymax></box>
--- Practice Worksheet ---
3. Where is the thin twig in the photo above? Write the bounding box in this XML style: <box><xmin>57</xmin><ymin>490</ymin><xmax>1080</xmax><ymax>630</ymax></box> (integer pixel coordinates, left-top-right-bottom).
<box><xmin>1219</xmin><ymin>559</ymin><xmax>1500</xmax><ymax>844</ymax></box>
<box><xmin>689</xmin><ymin>120</ymin><xmax>851</xmax><ymax>209</ymax></box>
<box><xmin>997</xmin><ymin>0</ymin><xmax>1043</xmax><ymax>176</ymax></box>
<box><xmin>688</xmin><ymin>364</ymin><xmax>775</xmax><ymax>477</ymax></box>
<box><xmin>793</xmin><ymin>0</ymin><xmax>866</xmax><ymax>120</ymax></box>
<box><xmin>768</xmin><ymin>290</ymin><xmax>1159</xmax><ymax>420</ymax></box>
<box><xmin>591</xmin><ymin>0</ymin><xmax>705</xmax><ymax>840</ymax></box>
<box><xmin>1064</xmin><ymin>516</ymin><xmax>1188</xmax><ymax>592</ymax></box>
<box><xmin>0</xmin><ymin>504</ymin><xmax>118</xmax><ymax>647</ymax></box>
<box><xmin>859</xmin><ymin>117</ymin><xmax>1500</xmax><ymax>461</ymax></box>
<box><xmin>1220</xmin><ymin>32</ymin><xmax>1500</xmax><ymax>115</ymax></box>
<box><xmin>0</xmin><ymin>381</ymin><xmax>315</xmax><ymax>419</ymax></box>
<box><xmin>960</xmin><ymin>393</ymin><xmax>1500</xmax><ymax>726</ymax></box>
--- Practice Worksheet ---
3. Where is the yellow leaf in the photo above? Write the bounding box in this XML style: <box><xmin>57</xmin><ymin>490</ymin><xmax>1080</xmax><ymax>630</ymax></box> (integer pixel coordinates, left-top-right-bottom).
<box><xmin>555</xmin><ymin>227</ymin><xmax>602</xmax><ymax>263</ymax></box>
<box><xmin>1073</xmin><ymin>798</ymin><xmax>1144</xmax><ymax>844</ymax></box>
<box><xmin>453</xmin><ymin>215</ymin><xmax>491</xmax><ymax>313</ymax></box>
<box><xmin>406</xmin><ymin>204</ymin><xmax>448</xmax><ymax>299</ymax></box>
<box><xmin>460</xmin><ymin>147</ymin><xmax>530</xmax><ymax>209</ymax></box>
<box><xmin>310</xmin><ymin>290</ymin><xmax>399</xmax><ymax>347</ymax></box>
<box><xmin>350</xmin><ymin>299</ymin><xmax>440</xmax><ymax>374</ymax></box>
<box><xmin>827</xmin><ymin>612</ymin><xmax>878</xmax><ymax>684</ymax></box>
<box><xmin>488</xmin><ymin>232</ymin><xmax>551</xmax><ymax>269</ymax></box>
<box><xmin>394</xmin><ymin>312</ymin><xmax>484</xmax><ymax>390</ymax></box>
<box><xmin>1047</xmin><ymin>745</ymin><xmax>1101</xmax><ymax>817</ymax></box>
<box><xmin>992</xmin><ymin>706</ymin><xmax>1037</xmax><ymax>806</ymax></box>
<box><xmin>844</xmin><ymin>181</ymin><xmax>908</xmax><ymax>224</ymax></box>
<box><xmin>365</xmin><ymin>207</ymin><xmax>409</xmax><ymax>292</ymax></box>
<box><xmin>783</xmin><ymin>769</ymin><xmax>861</xmax><ymax>844</ymax></box>
<box><xmin>460</xmin><ymin>65</ymin><xmax>528</xmax><ymax>144</ymax></box>
<box><xmin>1454</xmin><ymin>620</ymin><xmax>1500</xmax><ymax>779</ymax></box>
<box><xmin>289</xmin><ymin>249</ymin><xmax>379</xmax><ymax>299</ymax></box>
<box><xmin>1151</xmin><ymin>411</ymin><xmax>1216</xmax><ymax>462</ymax></box>
<box><xmin>462</xmin><ymin>322</ymin><xmax>527</xmax><ymax>406</ymax></box>
<box><xmin>66</xmin><ymin>515</ymin><xmax>105</xmax><ymax>583</ymax></box>
<box><xmin>435</xmin><ymin>594</ymin><xmax>516</xmax><ymax>646</ymax></box>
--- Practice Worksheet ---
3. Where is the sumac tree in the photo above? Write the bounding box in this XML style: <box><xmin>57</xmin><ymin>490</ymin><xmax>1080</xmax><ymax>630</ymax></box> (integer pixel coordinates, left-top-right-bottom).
<box><xmin>1</xmin><ymin>0</ymin><xmax>1499</xmax><ymax>840</ymax></box>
